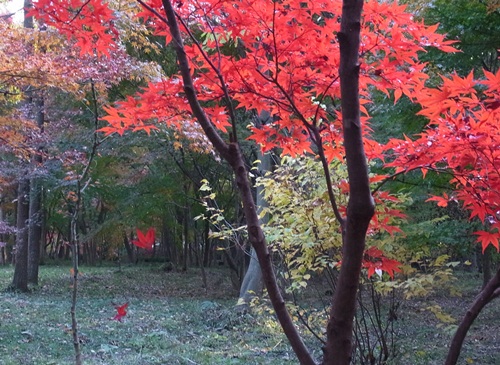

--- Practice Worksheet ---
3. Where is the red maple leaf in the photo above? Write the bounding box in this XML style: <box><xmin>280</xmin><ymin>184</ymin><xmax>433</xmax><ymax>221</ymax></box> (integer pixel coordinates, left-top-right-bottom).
<box><xmin>474</xmin><ymin>230</ymin><xmax>500</xmax><ymax>252</ymax></box>
<box><xmin>132</xmin><ymin>228</ymin><xmax>155</xmax><ymax>250</ymax></box>
<box><xmin>425</xmin><ymin>193</ymin><xmax>450</xmax><ymax>208</ymax></box>
<box><xmin>362</xmin><ymin>247</ymin><xmax>401</xmax><ymax>279</ymax></box>
<box><xmin>112</xmin><ymin>302</ymin><xmax>128</xmax><ymax>322</ymax></box>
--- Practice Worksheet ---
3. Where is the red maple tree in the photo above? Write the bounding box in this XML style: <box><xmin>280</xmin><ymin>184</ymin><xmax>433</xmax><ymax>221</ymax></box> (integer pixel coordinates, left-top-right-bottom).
<box><xmin>386</xmin><ymin>68</ymin><xmax>500</xmax><ymax>365</ymax></box>
<box><xmin>29</xmin><ymin>0</ymin><xmax>465</xmax><ymax>364</ymax></box>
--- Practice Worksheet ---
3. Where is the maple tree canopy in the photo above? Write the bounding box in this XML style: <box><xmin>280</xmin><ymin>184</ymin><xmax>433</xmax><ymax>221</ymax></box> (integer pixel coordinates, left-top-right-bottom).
<box><xmin>387</xmin><ymin>70</ymin><xmax>500</xmax><ymax>252</ymax></box>
<box><xmin>31</xmin><ymin>0</ymin><xmax>500</xmax><ymax>253</ymax></box>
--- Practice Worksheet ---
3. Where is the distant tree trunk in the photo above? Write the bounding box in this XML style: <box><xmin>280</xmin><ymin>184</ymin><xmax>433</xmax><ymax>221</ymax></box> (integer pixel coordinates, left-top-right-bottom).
<box><xmin>445</xmin><ymin>266</ymin><xmax>500</xmax><ymax>365</ymax></box>
<box><xmin>0</xmin><ymin>201</ymin><xmax>6</xmax><ymax>265</ymax></box>
<box><xmin>12</xmin><ymin>179</ymin><xmax>30</xmax><ymax>292</ymax></box>
<box><xmin>182</xmin><ymin>213</ymin><xmax>188</xmax><ymax>271</ymax></box>
<box><xmin>237</xmin><ymin>147</ymin><xmax>271</xmax><ymax>309</ymax></box>
<box><xmin>25</xmin><ymin>0</ymin><xmax>44</xmax><ymax>286</ymax></box>
<box><xmin>39</xmin><ymin>212</ymin><xmax>46</xmax><ymax>265</ymax></box>
<box><xmin>202</xmin><ymin>219</ymin><xmax>211</xmax><ymax>267</ymax></box>
<box><xmin>238</xmin><ymin>248</ymin><xmax>262</xmax><ymax>306</ymax></box>
<box><xmin>123</xmin><ymin>232</ymin><xmax>135</xmax><ymax>263</ymax></box>
<box><xmin>27</xmin><ymin>179</ymin><xmax>42</xmax><ymax>285</ymax></box>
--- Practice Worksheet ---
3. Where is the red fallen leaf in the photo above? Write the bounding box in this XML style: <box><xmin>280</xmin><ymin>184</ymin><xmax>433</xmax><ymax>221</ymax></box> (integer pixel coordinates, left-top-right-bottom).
<box><xmin>112</xmin><ymin>302</ymin><xmax>128</xmax><ymax>322</ymax></box>
<box><xmin>132</xmin><ymin>227</ymin><xmax>155</xmax><ymax>250</ymax></box>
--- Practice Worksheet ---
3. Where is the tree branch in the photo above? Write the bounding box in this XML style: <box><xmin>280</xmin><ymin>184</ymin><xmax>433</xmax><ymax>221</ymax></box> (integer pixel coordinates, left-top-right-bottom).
<box><xmin>159</xmin><ymin>1</ymin><xmax>315</xmax><ymax>364</ymax></box>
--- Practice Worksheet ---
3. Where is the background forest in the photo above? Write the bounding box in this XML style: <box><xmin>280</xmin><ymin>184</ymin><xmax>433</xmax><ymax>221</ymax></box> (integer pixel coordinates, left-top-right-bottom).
<box><xmin>1</xmin><ymin>0</ymin><xmax>500</xmax><ymax>364</ymax></box>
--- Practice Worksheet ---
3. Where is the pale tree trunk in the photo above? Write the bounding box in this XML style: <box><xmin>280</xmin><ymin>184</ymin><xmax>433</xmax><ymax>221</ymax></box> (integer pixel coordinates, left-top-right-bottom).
<box><xmin>238</xmin><ymin>113</ymin><xmax>272</xmax><ymax>309</ymax></box>
<box><xmin>323</xmin><ymin>1</ymin><xmax>375</xmax><ymax>364</ymax></box>
<box><xmin>12</xmin><ymin>179</ymin><xmax>30</xmax><ymax>292</ymax></box>
<box><xmin>238</xmin><ymin>248</ymin><xmax>263</xmax><ymax>308</ymax></box>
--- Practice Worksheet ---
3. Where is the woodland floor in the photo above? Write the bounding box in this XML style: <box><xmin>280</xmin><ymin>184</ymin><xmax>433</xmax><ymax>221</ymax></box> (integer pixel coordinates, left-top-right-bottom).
<box><xmin>0</xmin><ymin>263</ymin><xmax>498</xmax><ymax>365</ymax></box>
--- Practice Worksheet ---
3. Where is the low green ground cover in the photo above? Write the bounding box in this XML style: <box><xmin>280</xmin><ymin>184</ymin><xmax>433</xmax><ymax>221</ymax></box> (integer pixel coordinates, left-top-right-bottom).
<box><xmin>0</xmin><ymin>264</ymin><xmax>497</xmax><ymax>364</ymax></box>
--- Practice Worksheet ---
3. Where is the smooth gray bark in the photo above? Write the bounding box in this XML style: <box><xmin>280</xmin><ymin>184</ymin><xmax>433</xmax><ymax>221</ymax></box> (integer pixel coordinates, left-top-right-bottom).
<box><xmin>238</xmin><ymin>112</ymin><xmax>273</xmax><ymax>308</ymax></box>
<box><xmin>238</xmin><ymin>247</ymin><xmax>263</xmax><ymax>308</ymax></box>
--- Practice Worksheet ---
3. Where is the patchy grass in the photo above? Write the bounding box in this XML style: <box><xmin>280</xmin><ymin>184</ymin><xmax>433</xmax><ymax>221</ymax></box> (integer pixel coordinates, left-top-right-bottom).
<box><xmin>0</xmin><ymin>265</ymin><xmax>498</xmax><ymax>364</ymax></box>
<box><xmin>0</xmin><ymin>264</ymin><xmax>298</xmax><ymax>365</ymax></box>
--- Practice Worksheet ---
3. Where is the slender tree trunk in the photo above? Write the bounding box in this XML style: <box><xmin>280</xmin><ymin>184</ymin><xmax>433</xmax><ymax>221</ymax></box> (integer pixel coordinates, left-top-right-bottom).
<box><xmin>0</xmin><ymin>203</ymin><xmax>5</xmax><ymax>265</ymax></box>
<box><xmin>28</xmin><ymin>94</ymin><xmax>44</xmax><ymax>284</ymax></box>
<box><xmin>182</xmin><ymin>213</ymin><xmax>188</xmax><ymax>270</ymax></box>
<box><xmin>445</xmin><ymin>266</ymin><xmax>500</xmax><ymax>365</ymax></box>
<box><xmin>28</xmin><ymin>178</ymin><xmax>42</xmax><ymax>284</ymax></box>
<box><xmin>323</xmin><ymin>1</ymin><xmax>375</xmax><ymax>365</ymax></box>
<box><xmin>123</xmin><ymin>232</ymin><xmax>135</xmax><ymax>264</ymax></box>
<box><xmin>70</xmin><ymin>207</ymin><xmax>82</xmax><ymax>365</ymax></box>
<box><xmin>12</xmin><ymin>179</ymin><xmax>30</xmax><ymax>292</ymax></box>
<box><xmin>202</xmin><ymin>219</ymin><xmax>211</xmax><ymax>267</ymax></box>
<box><xmin>39</xmin><ymin>211</ymin><xmax>46</xmax><ymax>265</ymax></box>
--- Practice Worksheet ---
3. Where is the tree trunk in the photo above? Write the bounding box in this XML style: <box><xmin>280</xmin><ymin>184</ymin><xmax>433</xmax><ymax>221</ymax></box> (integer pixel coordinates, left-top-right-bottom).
<box><xmin>123</xmin><ymin>232</ymin><xmax>135</xmax><ymax>264</ymax></box>
<box><xmin>0</xmin><ymin>201</ymin><xmax>6</xmax><ymax>265</ymax></box>
<box><xmin>237</xmin><ymin>147</ymin><xmax>271</xmax><ymax>309</ymax></box>
<box><xmin>27</xmin><ymin>93</ymin><xmax>44</xmax><ymax>284</ymax></box>
<box><xmin>202</xmin><ymin>219</ymin><xmax>211</xmax><ymax>267</ymax></box>
<box><xmin>238</xmin><ymin>248</ymin><xmax>263</xmax><ymax>307</ymax></box>
<box><xmin>12</xmin><ymin>179</ymin><xmax>30</xmax><ymax>292</ymax></box>
<box><xmin>323</xmin><ymin>1</ymin><xmax>375</xmax><ymax>364</ymax></box>
<box><xmin>445</xmin><ymin>266</ymin><xmax>500</xmax><ymax>365</ymax></box>
<box><xmin>28</xmin><ymin>178</ymin><xmax>42</xmax><ymax>284</ymax></box>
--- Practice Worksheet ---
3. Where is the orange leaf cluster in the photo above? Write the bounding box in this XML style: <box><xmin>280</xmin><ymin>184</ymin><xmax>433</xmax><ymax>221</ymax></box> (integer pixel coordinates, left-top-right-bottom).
<box><xmin>30</xmin><ymin>0</ymin><xmax>117</xmax><ymax>56</ymax></box>
<box><xmin>35</xmin><ymin>0</ymin><xmax>455</xmax><ymax>163</ymax></box>
<box><xmin>387</xmin><ymin>69</ymin><xmax>500</xmax><ymax>252</ymax></box>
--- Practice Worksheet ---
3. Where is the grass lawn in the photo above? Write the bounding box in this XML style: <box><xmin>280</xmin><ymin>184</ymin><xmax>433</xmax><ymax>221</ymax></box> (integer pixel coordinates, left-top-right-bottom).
<box><xmin>0</xmin><ymin>263</ymin><xmax>498</xmax><ymax>364</ymax></box>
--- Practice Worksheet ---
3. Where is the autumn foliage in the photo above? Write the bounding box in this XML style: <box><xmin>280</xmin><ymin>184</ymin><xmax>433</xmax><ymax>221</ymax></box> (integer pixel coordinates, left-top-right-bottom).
<box><xmin>29</xmin><ymin>0</ymin><xmax>460</xmax><ymax>276</ymax></box>
<box><xmin>387</xmin><ymin>69</ymin><xmax>500</xmax><ymax>252</ymax></box>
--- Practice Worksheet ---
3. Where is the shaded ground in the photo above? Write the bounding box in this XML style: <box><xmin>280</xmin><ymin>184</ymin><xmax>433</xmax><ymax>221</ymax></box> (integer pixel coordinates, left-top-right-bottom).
<box><xmin>0</xmin><ymin>264</ymin><xmax>498</xmax><ymax>364</ymax></box>
<box><xmin>392</xmin><ymin>273</ymin><xmax>500</xmax><ymax>365</ymax></box>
